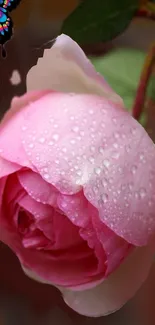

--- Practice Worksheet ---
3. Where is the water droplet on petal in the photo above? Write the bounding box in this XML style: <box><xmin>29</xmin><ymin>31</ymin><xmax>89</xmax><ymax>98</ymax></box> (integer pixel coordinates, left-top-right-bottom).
<box><xmin>90</xmin><ymin>146</ymin><xmax>95</xmax><ymax>152</ymax></box>
<box><xmin>131</xmin><ymin>127</ymin><xmax>136</xmax><ymax>135</ymax></box>
<box><xmin>48</xmin><ymin>141</ymin><xmax>54</xmax><ymax>146</ymax></box>
<box><xmin>44</xmin><ymin>173</ymin><xmax>49</xmax><ymax>180</ymax></box>
<box><xmin>95</xmin><ymin>167</ymin><xmax>101</xmax><ymax>175</ymax></box>
<box><xmin>101</xmin><ymin>122</ymin><xmax>105</xmax><ymax>128</ymax></box>
<box><xmin>39</xmin><ymin>137</ymin><xmax>45</xmax><ymax>144</ymax></box>
<box><xmin>89</xmin><ymin>109</ymin><xmax>94</xmax><ymax>115</ymax></box>
<box><xmin>114</xmin><ymin>132</ymin><xmax>120</xmax><ymax>139</ymax></box>
<box><xmin>135</xmin><ymin>192</ymin><xmax>139</xmax><ymax>199</ymax></box>
<box><xmin>70</xmin><ymin>139</ymin><xmax>76</xmax><ymax>144</ymax></box>
<box><xmin>126</xmin><ymin>145</ymin><xmax>131</xmax><ymax>153</ymax></box>
<box><xmin>102</xmin><ymin>193</ymin><xmax>108</xmax><ymax>203</ymax></box>
<box><xmin>113</xmin><ymin>143</ymin><xmax>118</xmax><ymax>149</ymax></box>
<box><xmin>131</xmin><ymin>165</ymin><xmax>137</xmax><ymax>174</ymax></box>
<box><xmin>89</xmin><ymin>156</ymin><xmax>95</xmax><ymax>164</ymax></box>
<box><xmin>28</xmin><ymin>143</ymin><xmax>34</xmax><ymax>148</ymax></box>
<box><xmin>53</xmin><ymin>134</ymin><xmax>59</xmax><ymax>141</ymax></box>
<box><xmin>148</xmin><ymin>200</ymin><xmax>153</xmax><ymax>207</ymax></box>
<box><xmin>102</xmin><ymin>178</ymin><xmax>108</xmax><ymax>187</ymax></box>
<box><xmin>112</xmin><ymin>151</ymin><xmax>120</xmax><ymax>159</ymax></box>
<box><xmin>112</xmin><ymin>117</ymin><xmax>117</xmax><ymax>124</ymax></box>
<box><xmin>76</xmin><ymin>170</ymin><xmax>82</xmax><ymax>176</ymax></box>
<box><xmin>72</xmin><ymin>126</ymin><xmax>79</xmax><ymax>133</ymax></box>
<box><xmin>103</xmin><ymin>159</ymin><xmax>110</xmax><ymax>168</ymax></box>
<box><xmin>139</xmin><ymin>188</ymin><xmax>146</xmax><ymax>199</ymax></box>
<box><xmin>128</xmin><ymin>183</ymin><xmax>133</xmax><ymax>190</ymax></box>
<box><xmin>99</xmin><ymin>147</ymin><xmax>104</xmax><ymax>154</ymax></box>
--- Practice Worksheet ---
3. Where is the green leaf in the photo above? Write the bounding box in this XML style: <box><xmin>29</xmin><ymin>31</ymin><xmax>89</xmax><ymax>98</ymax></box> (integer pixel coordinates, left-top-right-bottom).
<box><xmin>62</xmin><ymin>0</ymin><xmax>139</xmax><ymax>44</ymax></box>
<box><xmin>90</xmin><ymin>49</ymin><xmax>146</xmax><ymax>112</ymax></box>
<box><xmin>90</xmin><ymin>48</ymin><xmax>147</xmax><ymax>126</ymax></box>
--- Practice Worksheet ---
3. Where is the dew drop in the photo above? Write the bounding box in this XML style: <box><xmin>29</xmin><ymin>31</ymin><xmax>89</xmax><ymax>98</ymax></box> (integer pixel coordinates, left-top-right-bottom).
<box><xmin>112</xmin><ymin>117</ymin><xmax>117</xmax><ymax>124</ymax></box>
<box><xmin>99</xmin><ymin>147</ymin><xmax>104</xmax><ymax>154</ymax></box>
<box><xmin>70</xmin><ymin>139</ymin><xmax>76</xmax><ymax>144</ymax></box>
<box><xmin>112</xmin><ymin>151</ymin><xmax>120</xmax><ymax>159</ymax></box>
<box><xmin>89</xmin><ymin>109</ymin><xmax>94</xmax><ymax>115</ymax></box>
<box><xmin>103</xmin><ymin>159</ymin><xmax>110</xmax><ymax>168</ymax></box>
<box><xmin>109</xmin><ymin>177</ymin><xmax>113</xmax><ymax>184</ymax></box>
<box><xmin>22</xmin><ymin>126</ymin><xmax>27</xmax><ymax>131</ymax></box>
<box><xmin>102</xmin><ymin>178</ymin><xmax>108</xmax><ymax>187</ymax></box>
<box><xmin>28</xmin><ymin>143</ymin><xmax>34</xmax><ymax>148</ymax></box>
<box><xmin>48</xmin><ymin>141</ymin><xmax>54</xmax><ymax>146</ymax></box>
<box><xmin>39</xmin><ymin>137</ymin><xmax>45</xmax><ymax>144</ymax></box>
<box><xmin>93</xmin><ymin>186</ymin><xmax>98</xmax><ymax>193</ymax></box>
<box><xmin>148</xmin><ymin>200</ymin><xmax>153</xmax><ymax>207</ymax></box>
<box><xmin>72</xmin><ymin>126</ymin><xmax>79</xmax><ymax>133</ymax></box>
<box><xmin>101</xmin><ymin>122</ymin><xmax>105</xmax><ymax>128</ymax></box>
<box><xmin>95</xmin><ymin>167</ymin><xmax>101</xmax><ymax>175</ymax></box>
<box><xmin>131</xmin><ymin>165</ymin><xmax>137</xmax><ymax>174</ymax></box>
<box><xmin>90</xmin><ymin>146</ymin><xmax>95</xmax><ymax>152</ymax></box>
<box><xmin>113</xmin><ymin>143</ymin><xmax>118</xmax><ymax>149</ymax></box>
<box><xmin>131</xmin><ymin>127</ymin><xmax>136</xmax><ymax>135</ymax></box>
<box><xmin>128</xmin><ymin>183</ymin><xmax>133</xmax><ymax>190</ymax></box>
<box><xmin>118</xmin><ymin>167</ymin><xmax>123</xmax><ymax>173</ymax></box>
<box><xmin>121</xmin><ymin>184</ymin><xmax>126</xmax><ymax>191</ymax></box>
<box><xmin>102</xmin><ymin>193</ymin><xmax>108</xmax><ymax>203</ymax></box>
<box><xmin>53</xmin><ymin>134</ymin><xmax>59</xmax><ymax>141</ymax></box>
<box><xmin>135</xmin><ymin>192</ymin><xmax>139</xmax><ymax>199</ymax></box>
<box><xmin>89</xmin><ymin>156</ymin><xmax>95</xmax><ymax>164</ymax></box>
<box><xmin>44</xmin><ymin>173</ymin><xmax>50</xmax><ymax>180</ymax></box>
<box><xmin>76</xmin><ymin>170</ymin><xmax>82</xmax><ymax>176</ymax></box>
<box><xmin>126</xmin><ymin>145</ymin><xmax>131</xmax><ymax>153</ymax></box>
<box><xmin>114</xmin><ymin>132</ymin><xmax>120</xmax><ymax>139</ymax></box>
<box><xmin>139</xmin><ymin>188</ymin><xmax>146</xmax><ymax>199</ymax></box>
<box><xmin>55</xmin><ymin>159</ymin><xmax>59</xmax><ymax>165</ymax></box>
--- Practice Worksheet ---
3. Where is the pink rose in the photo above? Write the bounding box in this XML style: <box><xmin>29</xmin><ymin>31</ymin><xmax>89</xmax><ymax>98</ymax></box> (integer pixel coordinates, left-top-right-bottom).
<box><xmin>0</xmin><ymin>35</ymin><xmax>155</xmax><ymax>317</ymax></box>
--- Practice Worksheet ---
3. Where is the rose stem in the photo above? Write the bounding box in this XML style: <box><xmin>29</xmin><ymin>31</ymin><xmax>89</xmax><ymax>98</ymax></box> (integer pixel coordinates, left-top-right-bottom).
<box><xmin>132</xmin><ymin>43</ymin><xmax>155</xmax><ymax>121</ymax></box>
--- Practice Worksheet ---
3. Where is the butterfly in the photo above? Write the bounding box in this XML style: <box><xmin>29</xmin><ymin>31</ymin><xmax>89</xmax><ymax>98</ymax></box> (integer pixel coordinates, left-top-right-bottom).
<box><xmin>0</xmin><ymin>0</ymin><xmax>21</xmax><ymax>57</ymax></box>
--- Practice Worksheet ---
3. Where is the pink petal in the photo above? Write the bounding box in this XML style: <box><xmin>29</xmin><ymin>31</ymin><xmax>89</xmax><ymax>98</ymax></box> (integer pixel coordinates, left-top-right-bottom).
<box><xmin>17</xmin><ymin>170</ymin><xmax>59</xmax><ymax>206</ymax></box>
<box><xmin>21</xmin><ymin>93</ymin><xmax>155</xmax><ymax>246</ymax></box>
<box><xmin>91</xmin><ymin>215</ymin><xmax>132</xmax><ymax>275</ymax></box>
<box><xmin>0</xmin><ymin>156</ymin><xmax>21</xmax><ymax>178</ymax></box>
<box><xmin>27</xmin><ymin>34</ymin><xmax>123</xmax><ymax>105</ymax></box>
<box><xmin>0</xmin><ymin>91</ymin><xmax>50</xmax><ymax>167</ymax></box>
<box><xmin>60</xmin><ymin>244</ymin><xmax>155</xmax><ymax>317</ymax></box>
<box><xmin>18</xmin><ymin>195</ymin><xmax>53</xmax><ymax>220</ymax></box>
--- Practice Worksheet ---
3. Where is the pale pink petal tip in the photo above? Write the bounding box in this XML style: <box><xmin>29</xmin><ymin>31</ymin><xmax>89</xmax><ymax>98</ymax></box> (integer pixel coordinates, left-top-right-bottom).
<box><xmin>26</xmin><ymin>34</ymin><xmax>123</xmax><ymax>105</ymax></box>
<box><xmin>61</xmin><ymin>245</ymin><xmax>155</xmax><ymax>317</ymax></box>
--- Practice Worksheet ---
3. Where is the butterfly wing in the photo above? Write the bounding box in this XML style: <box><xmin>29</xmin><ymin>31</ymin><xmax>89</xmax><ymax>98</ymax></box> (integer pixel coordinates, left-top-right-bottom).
<box><xmin>0</xmin><ymin>0</ymin><xmax>21</xmax><ymax>12</ymax></box>
<box><xmin>0</xmin><ymin>7</ymin><xmax>12</xmax><ymax>45</ymax></box>
<box><xmin>0</xmin><ymin>0</ymin><xmax>21</xmax><ymax>46</ymax></box>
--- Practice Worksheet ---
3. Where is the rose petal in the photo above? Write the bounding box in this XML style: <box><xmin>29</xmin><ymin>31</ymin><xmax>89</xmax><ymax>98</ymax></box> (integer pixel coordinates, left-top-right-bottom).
<box><xmin>18</xmin><ymin>195</ymin><xmax>53</xmax><ymax>220</ymax></box>
<box><xmin>91</xmin><ymin>215</ymin><xmax>132</xmax><ymax>275</ymax></box>
<box><xmin>21</xmin><ymin>93</ymin><xmax>155</xmax><ymax>246</ymax></box>
<box><xmin>27</xmin><ymin>34</ymin><xmax>123</xmax><ymax>105</ymax></box>
<box><xmin>18</xmin><ymin>170</ymin><xmax>59</xmax><ymax>206</ymax></box>
<box><xmin>0</xmin><ymin>156</ymin><xmax>21</xmax><ymax>178</ymax></box>
<box><xmin>0</xmin><ymin>91</ymin><xmax>50</xmax><ymax>167</ymax></box>
<box><xmin>60</xmin><ymin>244</ymin><xmax>155</xmax><ymax>317</ymax></box>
